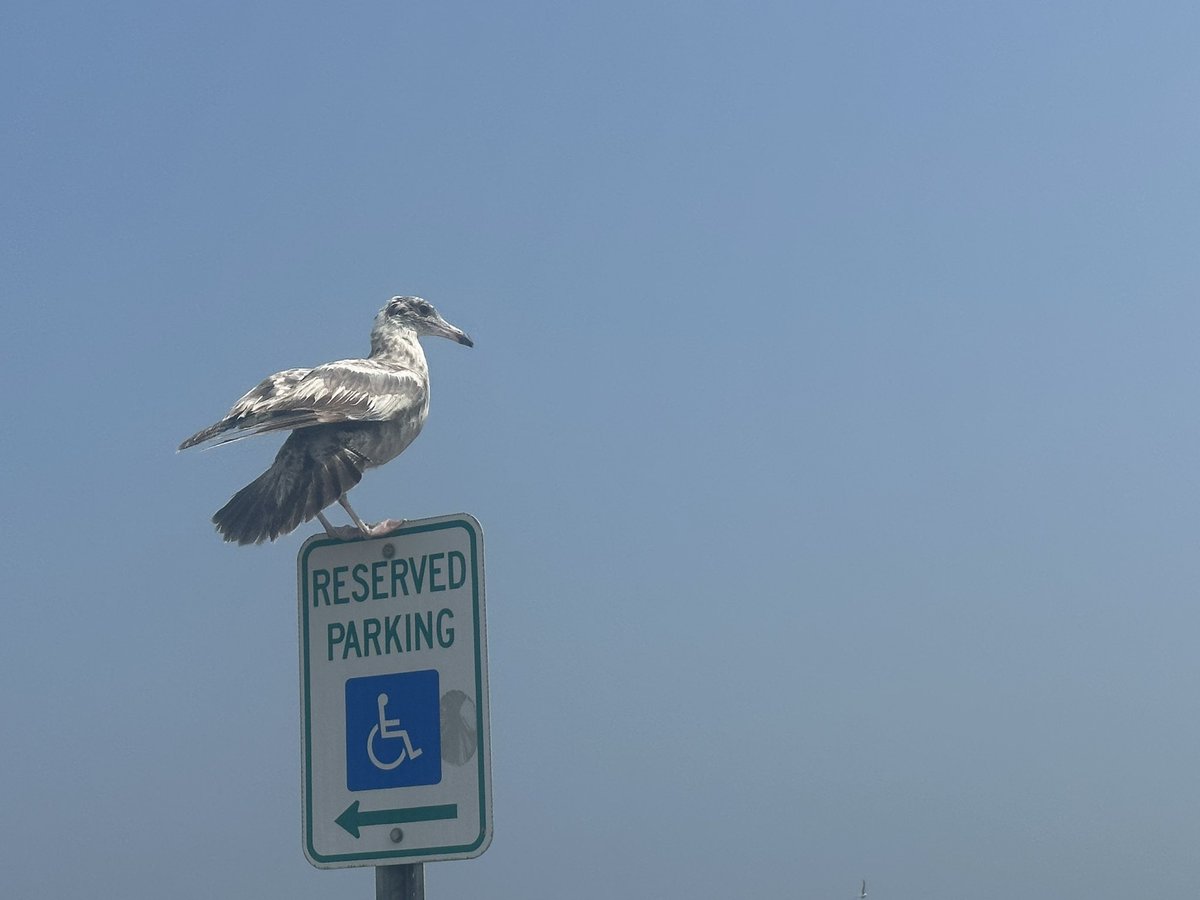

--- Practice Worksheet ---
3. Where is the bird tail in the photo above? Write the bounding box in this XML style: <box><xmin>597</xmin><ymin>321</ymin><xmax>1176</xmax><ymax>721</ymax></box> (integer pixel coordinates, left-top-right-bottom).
<box><xmin>179</xmin><ymin>419</ymin><xmax>234</xmax><ymax>451</ymax></box>
<box><xmin>212</xmin><ymin>443</ymin><xmax>367</xmax><ymax>545</ymax></box>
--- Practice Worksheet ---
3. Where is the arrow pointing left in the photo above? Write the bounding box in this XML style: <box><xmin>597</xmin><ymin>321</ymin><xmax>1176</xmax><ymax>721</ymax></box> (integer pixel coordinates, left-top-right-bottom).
<box><xmin>335</xmin><ymin>801</ymin><xmax>459</xmax><ymax>839</ymax></box>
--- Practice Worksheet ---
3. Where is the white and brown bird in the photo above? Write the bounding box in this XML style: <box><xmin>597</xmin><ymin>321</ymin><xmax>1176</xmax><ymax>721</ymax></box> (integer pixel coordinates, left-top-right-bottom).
<box><xmin>179</xmin><ymin>296</ymin><xmax>473</xmax><ymax>545</ymax></box>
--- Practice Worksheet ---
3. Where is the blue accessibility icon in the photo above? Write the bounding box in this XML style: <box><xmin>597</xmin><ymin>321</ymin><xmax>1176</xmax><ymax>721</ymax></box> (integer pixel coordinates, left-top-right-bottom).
<box><xmin>345</xmin><ymin>670</ymin><xmax>442</xmax><ymax>792</ymax></box>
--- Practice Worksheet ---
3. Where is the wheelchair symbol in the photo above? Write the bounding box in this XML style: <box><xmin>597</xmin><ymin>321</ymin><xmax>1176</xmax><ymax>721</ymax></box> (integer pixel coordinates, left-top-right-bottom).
<box><xmin>367</xmin><ymin>692</ymin><xmax>424</xmax><ymax>770</ymax></box>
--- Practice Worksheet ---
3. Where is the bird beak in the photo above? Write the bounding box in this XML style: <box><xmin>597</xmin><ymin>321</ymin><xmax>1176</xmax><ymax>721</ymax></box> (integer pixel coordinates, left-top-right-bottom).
<box><xmin>436</xmin><ymin>316</ymin><xmax>474</xmax><ymax>347</ymax></box>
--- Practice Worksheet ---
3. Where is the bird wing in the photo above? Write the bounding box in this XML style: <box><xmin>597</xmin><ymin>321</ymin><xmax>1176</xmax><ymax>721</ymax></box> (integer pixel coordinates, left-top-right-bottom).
<box><xmin>179</xmin><ymin>360</ymin><xmax>426</xmax><ymax>450</ymax></box>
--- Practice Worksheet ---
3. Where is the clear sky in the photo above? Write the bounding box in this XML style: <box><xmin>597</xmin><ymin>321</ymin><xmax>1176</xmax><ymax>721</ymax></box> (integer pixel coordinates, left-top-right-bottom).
<box><xmin>3</xmin><ymin>2</ymin><xmax>1200</xmax><ymax>898</ymax></box>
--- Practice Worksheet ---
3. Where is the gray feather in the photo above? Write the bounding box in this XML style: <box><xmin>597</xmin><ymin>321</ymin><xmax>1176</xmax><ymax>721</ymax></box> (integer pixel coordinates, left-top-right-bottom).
<box><xmin>180</xmin><ymin>295</ymin><xmax>472</xmax><ymax>544</ymax></box>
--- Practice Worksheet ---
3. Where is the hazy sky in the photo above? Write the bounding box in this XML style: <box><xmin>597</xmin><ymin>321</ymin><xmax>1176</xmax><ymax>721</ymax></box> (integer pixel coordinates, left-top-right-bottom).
<box><xmin>4</xmin><ymin>3</ymin><xmax>1200</xmax><ymax>898</ymax></box>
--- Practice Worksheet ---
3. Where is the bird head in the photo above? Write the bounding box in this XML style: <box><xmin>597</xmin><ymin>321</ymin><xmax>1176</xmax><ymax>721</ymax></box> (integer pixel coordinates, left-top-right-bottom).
<box><xmin>374</xmin><ymin>296</ymin><xmax>474</xmax><ymax>348</ymax></box>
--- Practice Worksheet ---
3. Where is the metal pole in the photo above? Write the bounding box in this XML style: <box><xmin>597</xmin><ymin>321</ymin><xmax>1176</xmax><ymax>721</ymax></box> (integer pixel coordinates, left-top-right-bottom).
<box><xmin>376</xmin><ymin>863</ymin><xmax>424</xmax><ymax>900</ymax></box>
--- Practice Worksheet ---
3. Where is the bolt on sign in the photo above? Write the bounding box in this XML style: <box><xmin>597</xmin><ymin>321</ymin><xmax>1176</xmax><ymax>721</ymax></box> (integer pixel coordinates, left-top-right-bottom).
<box><xmin>297</xmin><ymin>514</ymin><xmax>492</xmax><ymax>867</ymax></box>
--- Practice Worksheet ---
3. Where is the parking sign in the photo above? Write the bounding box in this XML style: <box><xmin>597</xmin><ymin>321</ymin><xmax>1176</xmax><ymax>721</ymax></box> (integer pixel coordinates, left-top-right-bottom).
<box><xmin>298</xmin><ymin>515</ymin><xmax>491</xmax><ymax>868</ymax></box>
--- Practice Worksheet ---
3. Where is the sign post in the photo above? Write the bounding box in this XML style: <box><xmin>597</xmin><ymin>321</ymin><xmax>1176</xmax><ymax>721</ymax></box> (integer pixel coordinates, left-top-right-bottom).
<box><xmin>298</xmin><ymin>514</ymin><xmax>491</xmax><ymax>882</ymax></box>
<box><xmin>376</xmin><ymin>863</ymin><xmax>424</xmax><ymax>900</ymax></box>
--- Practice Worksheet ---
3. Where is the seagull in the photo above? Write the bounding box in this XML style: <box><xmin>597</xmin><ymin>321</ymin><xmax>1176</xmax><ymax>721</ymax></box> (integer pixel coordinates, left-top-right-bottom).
<box><xmin>179</xmin><ymin>296</ymin><xmax>472</xmax><ymax>545</ymax></box>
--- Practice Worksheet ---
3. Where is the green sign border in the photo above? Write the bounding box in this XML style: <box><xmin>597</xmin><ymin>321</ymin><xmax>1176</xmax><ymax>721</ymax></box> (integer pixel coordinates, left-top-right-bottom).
<box><xmin>298</xmin><ymin>515</ymin><xmax>490</xmax><ymax>867</ymax></box>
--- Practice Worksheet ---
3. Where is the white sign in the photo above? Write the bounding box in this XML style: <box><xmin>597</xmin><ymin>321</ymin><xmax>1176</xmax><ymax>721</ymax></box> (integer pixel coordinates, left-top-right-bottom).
<box><xmin>298</xmin><ymin>514</ymin><xmax>491</xmax><ymax>868</ymax></box>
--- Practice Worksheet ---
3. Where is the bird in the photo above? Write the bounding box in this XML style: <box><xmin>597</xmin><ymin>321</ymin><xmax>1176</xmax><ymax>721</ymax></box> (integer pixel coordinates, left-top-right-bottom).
<box><xmin>179</xmin><ymin>295</ymin><xmax>473</xmax><ymax>545</ymax></box>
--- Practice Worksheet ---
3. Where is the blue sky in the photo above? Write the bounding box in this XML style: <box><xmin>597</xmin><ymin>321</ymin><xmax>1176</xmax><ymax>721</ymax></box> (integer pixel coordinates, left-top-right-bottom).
<box><xmin>4</xmin><ymin>2</ymin><xmax>1200</xmax><ymax>898</ymax></box>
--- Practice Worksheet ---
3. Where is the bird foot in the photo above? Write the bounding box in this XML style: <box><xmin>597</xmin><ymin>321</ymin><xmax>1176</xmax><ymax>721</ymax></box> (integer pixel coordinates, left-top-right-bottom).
<box><xmin>367</xmin><ymin>518</ymin><xmax>407</xmax><ymax>537</ymax></box>
<box><xmin>322</xmin><ymin>523</ymin><xmax>366</xmax><ymax>541</ymax></box>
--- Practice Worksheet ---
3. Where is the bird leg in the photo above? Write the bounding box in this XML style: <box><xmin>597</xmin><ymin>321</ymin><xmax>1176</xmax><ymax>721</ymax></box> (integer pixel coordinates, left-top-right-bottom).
<box><xmin>316</xmin><ymin>508</ymin><xmax>364</xmax><ymax>541</ymax></box>
<box><xmin>315</xmin><ymin>496</ymin><xmax>407</xmax><ymax>540</ymax></box>
<box><xmin>339</xmin><ymin>496</ymin><xmax>407</xmax><ymax>537</ymax></box>
<box><xmin>338</xmin><ymin>496</ymin><xmax>371</xmax><ymax>534</ymax></box>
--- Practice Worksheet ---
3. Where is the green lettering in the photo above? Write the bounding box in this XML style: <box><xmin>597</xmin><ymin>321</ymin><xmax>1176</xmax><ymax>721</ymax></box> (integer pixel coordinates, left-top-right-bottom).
<box><xmin>351</xmin><ymin>564</ymin><xmax>369</xmax><ymax>602</ymax></box>
<box><xmin>390</xmin><ymin>558</ymin><xmax>410</xmax><ymax>596</ymax></box>
<box><xmin>428</xmin><ymin>553</ymin><xmax>446</xmax><ymax>591</ymax></box>
<box><xmin>384</xmin><ymin>615</ymin><xmax>403</xmax><ymax>654</ymax></box>
<box><xmin>342</xmin><ymin>620</ymin><xmax>361</xmax><ymax>659</ymax></box>
<box><xmin>363</xmin><ymin>618</ymin><xmax>382</xmax><ymax>656</ymax></box>
<box><xmin>327</xmin><ymin>623</ymin><xmax>345</xmax><ymax>661</ymax></box>
<box><xmin>371</xmin><ymin>561</ymin><xmax>387</xmax><ymax>599</ymax></box>
<box><xmin>333</xmin><ymin>566</ymin><xmax>350</xmax><ymax>604</ymax></box>
<box><xmin>437</xmin><ymin>608</ymin><xmax>454</xmax><ymax>648</ymax></box>
<box><xmin>414</xmin><ymin>610</ymin><xmax>433</xmax><ymax>649</ymax></box>
<box><xmin>409</xmin><ymin>556</ymin><xmax>427</xmax><ymax>593</ymax></box>
<box><xmin>448</xmin><ymin>551</ymin><xmax>466</xmax><ymax>590</ymax></box>
<box><xmin>312</xmin><ymin>569</ymin><xmax>332</xmax><ymax>607</ymax></box>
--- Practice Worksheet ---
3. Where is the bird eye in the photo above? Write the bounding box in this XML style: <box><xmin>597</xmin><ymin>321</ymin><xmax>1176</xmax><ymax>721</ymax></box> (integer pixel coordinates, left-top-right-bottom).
<box><xmin>417</xmin><ymin>302</ymin><xmax>432</xmax><ymax>315</ymax></box>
